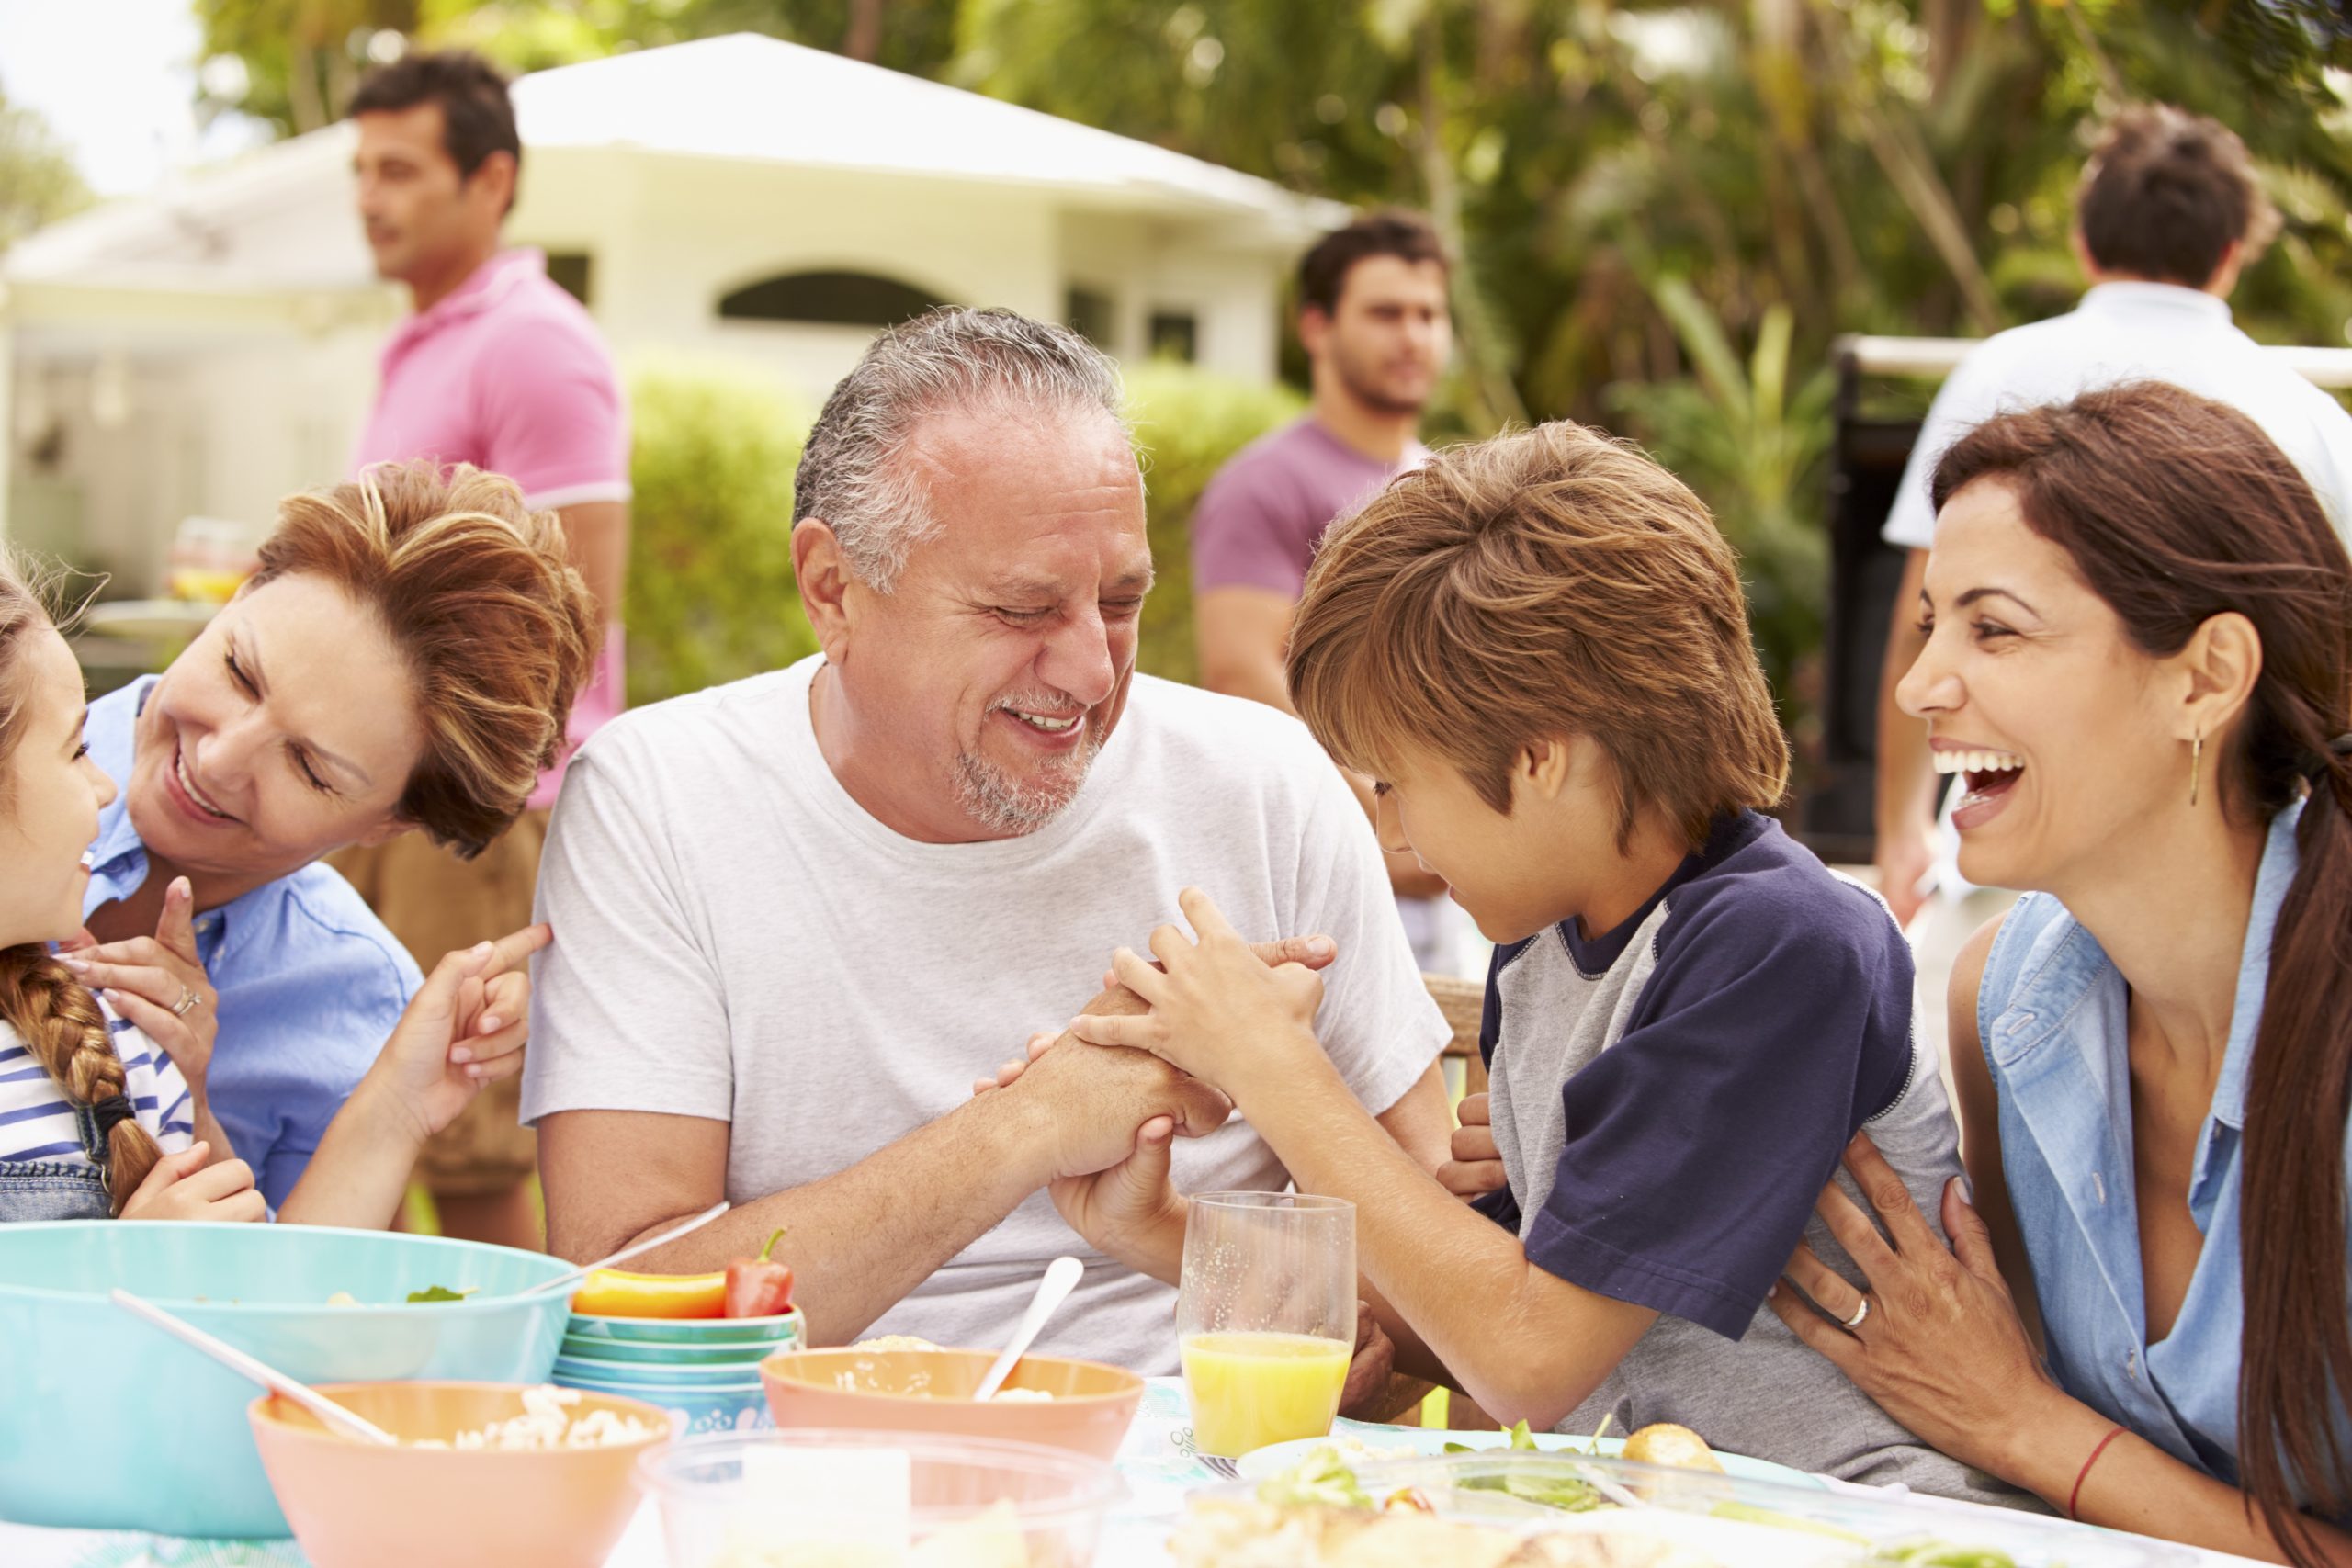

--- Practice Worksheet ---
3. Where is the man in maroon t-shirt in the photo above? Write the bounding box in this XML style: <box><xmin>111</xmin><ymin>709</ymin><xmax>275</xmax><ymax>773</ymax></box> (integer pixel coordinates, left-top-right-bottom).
<box><xmin>1191</xmin><ymin>210</ymin><xmax>1454</xmax><ymax>959</ymax></box>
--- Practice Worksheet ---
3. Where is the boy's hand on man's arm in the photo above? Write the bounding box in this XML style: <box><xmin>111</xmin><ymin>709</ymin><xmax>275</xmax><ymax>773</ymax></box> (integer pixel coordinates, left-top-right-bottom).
<box><xmin>1070</xmin><ymin>889</ymin><xmax>1328</xmax><ymax>1099</ymax></box>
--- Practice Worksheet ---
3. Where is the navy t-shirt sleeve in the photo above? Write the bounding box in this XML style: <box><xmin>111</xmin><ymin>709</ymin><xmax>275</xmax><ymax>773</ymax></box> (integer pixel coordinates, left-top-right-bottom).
<box><xmin>1521</xmin><ymin>881</ymin><xmax>1914</xmax><ymax>1339</ymax></box>
<box><xmin>1472</xmin><ymin>1183</ymin><xmax>1523</xmax><ymax>1232</ymax></box>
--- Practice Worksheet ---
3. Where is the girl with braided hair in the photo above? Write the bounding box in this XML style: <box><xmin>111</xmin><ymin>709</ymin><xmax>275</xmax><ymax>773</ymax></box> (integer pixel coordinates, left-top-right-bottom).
<box><xmin>0</xmin><ymin>554</ymin><xmax>228</xmax><ymax>1220</ymax></box>
<box><xmin>0</xmin><ymin>548</ymin><xmax>548</xmax><ymax>1226</ymax></box>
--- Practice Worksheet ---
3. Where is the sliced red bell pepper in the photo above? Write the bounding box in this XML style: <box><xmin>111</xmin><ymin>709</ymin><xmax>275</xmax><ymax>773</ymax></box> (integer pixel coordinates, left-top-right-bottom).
<box><xmin>724</xmin><ymin>1227</ymin><xmax>794</xmax><ymax>1318</ymax></box>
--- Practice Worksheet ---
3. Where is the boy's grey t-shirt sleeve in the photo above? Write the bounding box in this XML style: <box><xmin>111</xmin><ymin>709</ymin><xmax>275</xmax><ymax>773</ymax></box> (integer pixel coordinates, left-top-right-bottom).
<box><xmin>1290</xmin><ymin>758</ymin><xmax>1446</xmax><ymax>1116</ymax></box>
<box><xmin>522</xmin><ymin>740</ymin><xmax>734</xmax><ymax>1125</ymax></box>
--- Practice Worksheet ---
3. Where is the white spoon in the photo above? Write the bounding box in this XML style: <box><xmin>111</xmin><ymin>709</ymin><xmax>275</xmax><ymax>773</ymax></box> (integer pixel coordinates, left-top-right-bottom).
<box><xmin>973</xmin><ymin>1254</ymin><xmax>1085</xmax><ymax>1402</ymax></box>
<box><xmin>111</xmin><ymin>1288</ymin><xmax>398</xmax><ymax>1447</ymax></box>
<box><xmin>522</xmin><ymin>1201</ymin><xmax>732</xmax><ymax>1299</ymax></box>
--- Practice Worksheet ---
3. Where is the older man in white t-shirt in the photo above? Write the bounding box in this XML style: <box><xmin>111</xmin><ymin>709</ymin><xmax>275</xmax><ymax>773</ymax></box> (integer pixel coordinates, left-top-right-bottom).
<box><xmin>525</xmin><ymin>308</ymin><xmax>1452</xmax><ymax>1373</ymax></box>
<box><xmin>1872</xmin><ymin>105</ymin><xmax>2352</xmax><ymax>924</ymax></box>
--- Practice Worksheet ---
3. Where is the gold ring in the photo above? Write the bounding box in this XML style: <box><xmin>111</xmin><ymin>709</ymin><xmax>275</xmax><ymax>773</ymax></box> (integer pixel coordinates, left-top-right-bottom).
<box><xmin>173</xmin><ymin>985</ymin><xmax>201</xmax><ymax>1018</ymax></box>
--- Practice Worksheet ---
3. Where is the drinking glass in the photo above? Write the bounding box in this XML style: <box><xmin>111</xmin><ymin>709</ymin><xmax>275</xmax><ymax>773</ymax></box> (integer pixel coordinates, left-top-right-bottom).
<box><xmin>1176</xmin><ymin>1191</ymin><xmax>1356</xmax><ymax>1459</ymax></box>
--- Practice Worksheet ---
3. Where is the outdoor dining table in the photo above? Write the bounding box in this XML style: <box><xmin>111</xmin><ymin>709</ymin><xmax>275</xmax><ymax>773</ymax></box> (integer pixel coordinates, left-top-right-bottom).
<box><xmin>0</xmin><ymin>1377</ymin><xmax>2281</xmax><ymax>1568</ymax></box>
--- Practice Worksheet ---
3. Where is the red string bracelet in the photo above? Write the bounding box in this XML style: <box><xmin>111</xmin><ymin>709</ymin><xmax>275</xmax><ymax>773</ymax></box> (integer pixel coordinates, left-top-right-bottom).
<box><xmin>2067</xmin><ymin>1425</ymin><xmax>2128</xmax><ymax>1520</ymax></box>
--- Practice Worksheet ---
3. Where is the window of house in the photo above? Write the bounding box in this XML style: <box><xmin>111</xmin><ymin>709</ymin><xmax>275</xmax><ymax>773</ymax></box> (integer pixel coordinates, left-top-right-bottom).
<box><xmin>546</xmin><ymin>252</ymin><xmax>594</xmax><ymax>306</ymax></box>
<box><xmin>718</xmin><ymin>270</ymin><xmax>949</xmax><ymax>327</ymax></box>
<box><xmin>1148</xmin><ymin>310</ymin><xmax>1199</xmax><ymax>363</ymax></box>
<box><xmin>1066</xmin><ymin>286</ymin><xmax>1114</xmax><ymax>349</ymax></box>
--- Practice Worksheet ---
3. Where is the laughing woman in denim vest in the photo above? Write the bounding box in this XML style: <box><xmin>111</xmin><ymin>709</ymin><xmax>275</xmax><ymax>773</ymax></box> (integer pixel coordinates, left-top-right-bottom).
<box><xmin>1770</xmin><ymin>381</ymin><xmax>2352</xmax><ymax>1565</ymax></box>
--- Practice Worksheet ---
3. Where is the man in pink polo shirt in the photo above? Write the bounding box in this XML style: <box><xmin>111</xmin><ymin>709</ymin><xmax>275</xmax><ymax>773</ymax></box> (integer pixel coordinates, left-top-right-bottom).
<box><xmin>328</xmin><ymin>49</ymin><xmax>629</xmax><ymax>1249</ymax></box>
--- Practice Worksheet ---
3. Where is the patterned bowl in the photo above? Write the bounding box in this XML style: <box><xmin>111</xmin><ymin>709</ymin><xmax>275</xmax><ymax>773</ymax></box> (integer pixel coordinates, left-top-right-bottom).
<box><xmin>553</xmin><ymin>1366</ymin><xmax>775</xmax><ymax>1441</ymax></box>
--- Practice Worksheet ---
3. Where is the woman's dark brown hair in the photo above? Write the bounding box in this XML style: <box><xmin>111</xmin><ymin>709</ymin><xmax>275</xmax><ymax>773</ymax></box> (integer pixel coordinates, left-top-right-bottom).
<box><xmin>1932</xmin><ymin>381</ymin><xmax>2352</xmax><ymax>1562</ymax></box>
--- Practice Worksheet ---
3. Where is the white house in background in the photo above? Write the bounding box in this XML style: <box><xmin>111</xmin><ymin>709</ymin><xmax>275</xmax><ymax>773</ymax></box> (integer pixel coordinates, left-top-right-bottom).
<box><xmin>0</xmin><ymin>32</ymin><xmax>1346</xmax><ymax>588</ymax></box>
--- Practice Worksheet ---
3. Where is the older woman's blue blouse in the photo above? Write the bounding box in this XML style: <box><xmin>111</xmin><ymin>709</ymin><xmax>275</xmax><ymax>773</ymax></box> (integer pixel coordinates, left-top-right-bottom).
<box><xmin>81</xmin><ymin>679</ymin><xmax>421</xmax><ymax>1208</ymax></box>
<box><xmin>1979</xmin><ymin>800</ymin><xmax>2344</xmax><ymax>1503</ymax></box>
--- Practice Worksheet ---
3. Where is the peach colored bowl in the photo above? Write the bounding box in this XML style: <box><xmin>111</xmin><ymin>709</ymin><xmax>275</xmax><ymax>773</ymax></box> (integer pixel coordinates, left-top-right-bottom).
<box><xmin>760</xmin><ymin>1348</ymin><xmax>1145</xmax><ymax>1461</ymax></box>
<box><xmin>247</xmin><ymin>1381</ymin><xmax>674</xmax><ymax>1568</ymax></box>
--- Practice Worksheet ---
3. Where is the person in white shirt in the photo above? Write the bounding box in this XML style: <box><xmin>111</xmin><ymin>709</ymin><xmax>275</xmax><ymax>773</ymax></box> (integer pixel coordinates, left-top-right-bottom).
<box><xmin>1872</xmin><ymin>105</ymin><xmax>2352</xmax><ymax>924</ymax></box>
<box><xmin>526</xmin><ymin>307</ymin><xmax>1453</xmax><ymax>1374</ymax></box>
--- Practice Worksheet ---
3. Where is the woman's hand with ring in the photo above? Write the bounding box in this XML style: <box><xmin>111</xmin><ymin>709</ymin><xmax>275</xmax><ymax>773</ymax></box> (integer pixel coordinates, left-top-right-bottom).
<box><xmin>62</xmin><ymin>877</ymin><xmax>218</xmax><ymax>1085</ymax></box>
<box><xmin>1768</xmin><ymin>1132</ymin><xmax>2060</xmax><ymax>1479</ymax></box>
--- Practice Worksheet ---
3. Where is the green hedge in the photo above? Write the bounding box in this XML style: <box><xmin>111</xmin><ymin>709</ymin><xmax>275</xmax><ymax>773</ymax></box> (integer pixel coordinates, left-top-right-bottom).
<box><xmin>623</xmin><ymin>358</ymin><xmax>1299</xmax><ymax>705</ymax></box>
<box><xmin>623</xmin><ymin>358</ymin><xmax>818</xmax><ymax>708</ymax></box>
<box><xmin>1124</xmin><ymin>365</ymin><xmax>1305</xmax><ymax>687</ymax></box>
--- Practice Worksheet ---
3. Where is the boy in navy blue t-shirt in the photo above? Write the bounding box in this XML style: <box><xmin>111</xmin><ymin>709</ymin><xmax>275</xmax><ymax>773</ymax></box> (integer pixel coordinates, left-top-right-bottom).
<box><xmin>1053</xmin><ymin>423</ymin><xmax>2018</xmax><ymax>1499</ymax></box>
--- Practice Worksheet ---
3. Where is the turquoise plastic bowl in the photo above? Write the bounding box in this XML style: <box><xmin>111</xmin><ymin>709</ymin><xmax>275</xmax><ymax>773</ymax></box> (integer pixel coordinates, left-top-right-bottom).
<box><xmin>560</xmin><ymin>1333</ymin><xmax>797</xmax><ymax>1366</ymax></box>
<box><xmin>554</xmin><ymin>1351</ymin><xmax>772</xmax><ymax>1387</ymax></box>
<box><xmin>566</xmin><ymin>1307</ymin><xmax>803</xmax><ymax>1345</ymax></box>
<box><xmin>552</xmin><ymin>1367</ymin><xmax>774</xmax><ymax>1440</ymax></box>
<box><xmin>0</xmin><ymin>1221</ymin><xmax>572</xmax><ymax>1537</ymax></box>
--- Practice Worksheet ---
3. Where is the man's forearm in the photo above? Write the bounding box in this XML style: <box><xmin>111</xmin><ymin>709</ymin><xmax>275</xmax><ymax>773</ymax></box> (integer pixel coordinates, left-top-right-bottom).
<box><xmin>1202</xmin><ymin>646</ymin><xmax>1297</xmax><ymax>713</ymax></box>
<box><xmin>595</xmin><ymin>1090</ymin><xmax>1055</xmax><ymax>1347</ymax></box>
<box><xmin>554</xmin><ymin>500</ymin><xmax>628</xmax><ymax>628</ymax></box>
<box><xmin>1874</xmin><ymin>551</ymin><xmax>1938</xmax><ymax>853</ymax></box>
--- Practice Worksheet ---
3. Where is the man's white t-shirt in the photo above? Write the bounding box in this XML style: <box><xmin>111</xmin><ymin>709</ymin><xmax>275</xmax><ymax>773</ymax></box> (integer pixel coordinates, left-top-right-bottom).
<box><xmin>522</xmin><ymin>656</ymin><xmax>1447</xmax><ymax>1373</ymax></box>
<box><xmin>1883</xmin><ymin>281</ymin><xmax>2352</xmax><ymax>548</ymax></box>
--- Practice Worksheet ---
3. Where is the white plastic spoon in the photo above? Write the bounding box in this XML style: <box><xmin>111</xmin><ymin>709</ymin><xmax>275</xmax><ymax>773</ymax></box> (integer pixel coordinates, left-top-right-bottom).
<box><xmin>111</xmin><ymin>1288</ymin><xmax>398</xmax><ymax>1447</ymax></box>
<box><xmin>973</xmin><ymin>1254</ymin><xmax>1086</xmax><ymax>1402</ymax></box>
<box><xmin>521</xmin><ymin>1201</ymin><xmax>732</xmax><ymax>1299</ymax></box>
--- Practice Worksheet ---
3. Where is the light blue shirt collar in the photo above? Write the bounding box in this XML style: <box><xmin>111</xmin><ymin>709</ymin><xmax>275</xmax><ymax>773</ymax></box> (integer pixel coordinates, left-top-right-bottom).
<box><xmin>2209</xmin><ymin>799</ymin><xmax>2302</xmax><ymax>1132</ymax></box>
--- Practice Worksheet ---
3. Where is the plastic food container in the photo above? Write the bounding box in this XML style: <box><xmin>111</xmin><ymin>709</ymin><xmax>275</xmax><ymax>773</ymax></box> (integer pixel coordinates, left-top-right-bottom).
<box><xmin>0</xmin><ymin>1221</ymin><xmax>574</xmax><ymax>1536</ymax></box>
<box><xmin>1189</xmin><ymin>1450</ymin><xmax>2198</xmax><ymax>1567</ymax></box>
<box><xmin>249</xmin><ymin>1381</ymin><xmax>673</xmax><ymax>1568</ymax></box>
<box><xmin>640</xmin><ymin>1427</ymin><xmax>1125</xmax><ymax>1568</ymax></box>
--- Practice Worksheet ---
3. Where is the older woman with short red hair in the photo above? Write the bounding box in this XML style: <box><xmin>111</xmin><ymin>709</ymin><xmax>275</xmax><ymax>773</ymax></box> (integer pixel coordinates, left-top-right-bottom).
<box><xmin>62</xmin><ymin>461</ymin><xmax>597</xmax><ymax>1210</ymax></box>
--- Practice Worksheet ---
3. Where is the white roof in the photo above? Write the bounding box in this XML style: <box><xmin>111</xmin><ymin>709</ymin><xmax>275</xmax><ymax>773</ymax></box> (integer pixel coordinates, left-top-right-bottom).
<box><xmin>6</xmin><ymin>32</ymin><xmax>1346</xmax><ymax>294</ymax></box>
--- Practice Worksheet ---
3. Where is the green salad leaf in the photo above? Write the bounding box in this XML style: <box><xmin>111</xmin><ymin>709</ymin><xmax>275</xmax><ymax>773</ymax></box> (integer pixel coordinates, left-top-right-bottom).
<box><xmin>1444</xmin><ymin>1420</ymin><xmax>1546</xmax><ymax>1456</ymax></box>
<box><xmin>1872</xmin><ymin>1547</ymin><xmax>2019</xmax><ymax>1567</ymax></box>
<box><xmin>404</xmin><ymin>1284</ymin><xmax>478</xmax><ymax>1303</ymax></box>
<box><xmin>1459</xmin><ymin>1468</ymin><xmax>1603</xmax><ymax>1513</ymax></box>
<box><xmin>1254</xmin><ymin>1447</ymin><xmax>1372</xmax><ymax>1511</ymax></box>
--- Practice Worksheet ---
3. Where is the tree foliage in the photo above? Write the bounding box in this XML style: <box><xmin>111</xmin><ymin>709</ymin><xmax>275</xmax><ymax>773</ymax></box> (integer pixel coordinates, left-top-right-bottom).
<box><xmin>0</xmin><ymin>85</ymin><xmax>93</xmax><ymax>255</ymax></box>
<box><xmin>190</xmin><ymin>0</ymin><xmax>2352</xmax><ymax>751</ymax></box>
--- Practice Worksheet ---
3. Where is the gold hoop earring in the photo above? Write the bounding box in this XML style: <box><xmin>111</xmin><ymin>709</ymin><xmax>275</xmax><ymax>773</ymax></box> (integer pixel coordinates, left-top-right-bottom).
<box><xmin>2189</xmin><ymin>734</ymin><xmax>2204</xmax><ymax>809</ymax></box>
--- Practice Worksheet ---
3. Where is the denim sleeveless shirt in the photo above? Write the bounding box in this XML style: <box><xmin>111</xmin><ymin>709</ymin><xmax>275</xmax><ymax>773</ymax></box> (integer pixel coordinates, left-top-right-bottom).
<box><xmin>1979</xmin><ymin>801</ymin><xmax>2335</xmax><ymax>1500</ymax></box>
<box><xmin>0</xmin><ymin>1100</ymin><xmax>114</xmax><ymax>1223</ymax></box>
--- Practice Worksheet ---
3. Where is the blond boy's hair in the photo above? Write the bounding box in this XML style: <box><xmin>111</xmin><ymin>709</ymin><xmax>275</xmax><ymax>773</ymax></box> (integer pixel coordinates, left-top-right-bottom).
<box><xmin>1286</xmin><ymin>422</ymin><xmax>1789</xmax><ymax>851</ymax></box>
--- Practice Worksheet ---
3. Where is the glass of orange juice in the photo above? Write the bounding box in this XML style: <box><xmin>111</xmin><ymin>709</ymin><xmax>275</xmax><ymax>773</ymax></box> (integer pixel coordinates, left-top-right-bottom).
<box><xmin>1177</xmin><ymin>1191</ymin><xmax>1356</xmax><ymax>1459</ymax></box>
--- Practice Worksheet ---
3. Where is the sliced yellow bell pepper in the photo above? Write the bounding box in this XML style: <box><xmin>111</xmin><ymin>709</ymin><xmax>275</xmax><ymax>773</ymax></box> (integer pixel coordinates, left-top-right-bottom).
<box><xmin>570</xmin><ymin>1268</ymin><xmax>727</xmax><ymax>1319</ymax></box>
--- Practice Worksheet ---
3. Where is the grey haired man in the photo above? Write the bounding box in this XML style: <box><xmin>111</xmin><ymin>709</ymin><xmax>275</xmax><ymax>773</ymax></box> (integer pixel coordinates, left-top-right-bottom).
<box><xmin>525</xmin><ymin>308</ymin><xmax>1452</xmax><ymax>1374</ymax></box>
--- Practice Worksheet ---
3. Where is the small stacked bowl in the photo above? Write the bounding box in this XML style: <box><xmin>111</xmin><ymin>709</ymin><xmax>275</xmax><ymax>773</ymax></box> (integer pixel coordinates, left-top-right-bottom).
<box><xmin>555</xmin><ymin>1306</ymin><xmax>805</xmax><ymax>1438</ymax></box>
